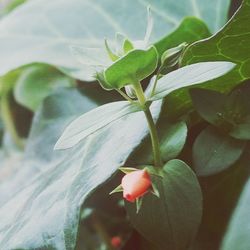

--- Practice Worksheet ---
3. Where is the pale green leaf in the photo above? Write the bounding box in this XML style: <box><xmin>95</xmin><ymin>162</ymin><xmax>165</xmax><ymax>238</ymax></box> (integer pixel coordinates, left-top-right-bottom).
<box><xmin>149</xmin><ymin>62</ymin><xmax>235</xmax><ymax>101</ymax></box>
<box><xmin>54</xmin><ymin>101</ymin><xmax>143</xmax><ymax>149</ymax></box>
<box><xmin>0</xmin><ymin>89</ymin><xmax>162</xmax><ymax>249</ymax></box>
<box><xmin>0</xmin><ymin>0</ymin><xmax>230</xmax><ymax>79</ymax></box>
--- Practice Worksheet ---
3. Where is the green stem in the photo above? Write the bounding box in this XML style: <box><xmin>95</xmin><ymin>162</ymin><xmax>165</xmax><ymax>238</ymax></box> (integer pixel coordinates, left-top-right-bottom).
<box><xmin>144</xmin><ymin>109</ymin><xmax>163</xmax><ymax>167</ymax></box>
<box><xmin>116</xmin><ymin>89</ymin><xmax>133</xmax><ymax>103</ymax></box>
<box><xmin>150</xmin><ymin>71</ymin><xmax>160</xmax><ymax>98</ymax></box>
<box><xmin>133</xmin><ymin>80</ymin><xmax>163</xmax><ymax>168</ymax></box>
<box><xmin>1</xmin><ymin>92</ymin><xmax>24</xmax><ymax>150</ymax></box>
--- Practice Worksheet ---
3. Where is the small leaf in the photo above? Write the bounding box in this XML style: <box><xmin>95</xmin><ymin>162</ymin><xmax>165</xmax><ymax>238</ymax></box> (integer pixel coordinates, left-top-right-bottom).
<box><xmin>126</xmin><ymin>160</ymin><xmax>202</xmax><ymax>249</ymax></box>
<box><xmin>149</xmin><ymin>61</ymin><xmax>235</xmax><ymax>101</ymax></box>
<box><xmin>151</xmin><ymin>182</ymin><xmax>160</xmax><ymax>198</ymax></box>
<box><xmin>104</xmin><ymin>39</ymin><xmax>119</xmax><ymax>62</ymax></box>
<box><xmin>136</xmin><ymin>197</ymin><xmax>143</xmax><ymax>214</ymax></box>
<box><xmin>54</xmin><ymin>101</ymin><xmax>143</xmax><ymax>149</ymax></box>
<box><xmin>104</xmin><ymin>46</ymin><xmax>158</xmax><ymax>90</ymax></box>
<box><xmin>193</xmin><ymin>126</ymin><xmax>246</xmax><ymax>176</ymax></box>
<box><xmin>119</xmin><ymin>167</ymin><xmax>138</xmax><ymax>174</ymax></box>
<box><xmin>123</xmin><ymin>39</ymin><xmax>134</xmax><ymax>54</ymax></box>
<box><xmin>109</xmin><ymin>185</ymin><xmax>123</xmax><ymax>195</ymax></box>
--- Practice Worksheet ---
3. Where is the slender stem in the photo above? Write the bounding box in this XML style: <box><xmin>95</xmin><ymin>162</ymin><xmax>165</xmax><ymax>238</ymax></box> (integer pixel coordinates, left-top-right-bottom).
<box><xmin>150</xmin><ymin>71</ymin><xmax>160</xmax><ymax>98</ymax></box>
<box><xmin>116</xmin><ymin>89</ymin><xmax>133</xmax><ymax>103</ymax></box>
<box><xmin>144</xmin><ymin>109</ymin><xmax>163</xmax><ymax>167</ymax></box>
<box><xmin>133</xmin><ymin>80</ymin><xmax>163</xmax><ymax>168</ymax></box>
<box><xmin>133</xmin><ymin>80</ymin><xmax>147</xmax><ymax>106</ymax></box>
<box><xmin>1</xmin><ymin>93</ymin><xmax>24</xmax><ymax>150</ymax></box>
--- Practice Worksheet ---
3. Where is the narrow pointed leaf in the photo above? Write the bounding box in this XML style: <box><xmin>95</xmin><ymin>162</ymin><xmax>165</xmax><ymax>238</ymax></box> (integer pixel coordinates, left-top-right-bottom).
<box><xmin>119</xmin><ymin>167</ymin><xmax>138</xmax><ymax>174</ymax></box>
<box><xmin>149</xmin><ymin>61</ymin><xmax>235</xmax><ymax>101</ymax></box>
<box><xmin>109</xmin><ymin>185</ymin><xmax>123</xmax><ymax>195</ymax></box>
<box><xmin>55</xmin><ymin>101</ymin><xmax>142</xmax><ymax>149</ymax></box>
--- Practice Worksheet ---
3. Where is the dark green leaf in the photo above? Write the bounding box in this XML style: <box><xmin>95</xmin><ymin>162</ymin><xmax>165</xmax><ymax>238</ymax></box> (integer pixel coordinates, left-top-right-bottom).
<box><xmin>126</xmin><ymin>160</ymin><xmax>202</xmax><ymax>249</ymax></box>
<box><xmin>149</xmin><ymin>62</ymin><xmax>235</xmax><ymax>101</ymax></box>
<box><xmin>190</xmin><ymin>84</ymin><xmax>250</xmax><ymax>140</ymax></box>
<box><xmin>0</xmin><ymin>89</ymin><xmax>162</xmax><ymax>249</ymax></box>
<box><xmin>0</xmin><ymin>0</ymin><xmax>230</xmax><ymax>80</ymax></box>
<box><xmin>193</xmin><ymin>126</ymin><xmax>246</xmax><ymax>176</ymax></box>
<box><xmin>190</xmin><ymin>88</ymin><xmax>227</xmax><ymax>126</ymax></box>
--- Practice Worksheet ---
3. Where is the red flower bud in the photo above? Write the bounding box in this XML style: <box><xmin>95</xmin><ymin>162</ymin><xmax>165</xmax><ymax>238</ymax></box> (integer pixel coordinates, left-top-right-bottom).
<box><xmin>121</xmin><ymin>169</ymin><xmax>151</xmax><ymax>202</ymax></box>
<box><xmin>111</xmin><ymin>236</ymin><xmax>122</xmax><ymax>248</ymax></box>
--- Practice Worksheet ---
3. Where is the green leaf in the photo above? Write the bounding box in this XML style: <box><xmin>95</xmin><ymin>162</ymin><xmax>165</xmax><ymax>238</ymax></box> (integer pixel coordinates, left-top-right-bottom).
<box><xmin>14</xmin><ymin>64</ymin><xmax>74</xmax><ymax>111</ymax></box>
<box><xmin>54</xmin><ymin>101</ymin><xmax>144</xmax><ymax>150</ymax></box>
<box><xmin>149</xmin><ymin>61</ymin><xmax>235</xmax><ymax>101</ymax></box>
<box><xmin>162</xmin><ymin>0</ymin><xmax>250</xmax><ymax>120</ymax></box>
<box><xmin>154</xmin><ymin>17</ymin><xmax>210</xmax><ymax>57</ymax></box>
<box><xmin>130</xmin><ymin>120</ymin><xmax>187</xmax><ymax>165</ymax></box>
<box><xmin>193</xmin><ymin>126</ymin><xmax>246</xmax><ymax>176</ymax></box>
<box><xmin>0</xmin><ymin>89</ymin><xmax>162</xmax><ymax>249</ymax></box>
<box><xmin>221</xmin><ymin>176</ymin><xmax>250</xmax><ymax>250</ymax></box>
<box><xmin>123</xmin><ymin>39</ymin><xmax>134</xmax><ymax>54</ymax></box>
<box><xmin>103</xmin><ymin>46</ymin><xmax>158</xmax><ymax>90</ymax></box>
<box><xmin>190</xmin><ymin>84</ymin><xmax>250</xmax><ymax>140</ymax></box>
<box><xmin>0</xmin><ymin>0</ymin><xmax>230</xmax><ymax>80</ymax></box>
<box><xmin>125</xmin><ymin>160</ymin><xmax>202</xmax><ymax>249</ymax></box>
<box><xmin>190</xmin><ymin>88</ymin><xmax>228</xmax><ymax>126</ymax></box>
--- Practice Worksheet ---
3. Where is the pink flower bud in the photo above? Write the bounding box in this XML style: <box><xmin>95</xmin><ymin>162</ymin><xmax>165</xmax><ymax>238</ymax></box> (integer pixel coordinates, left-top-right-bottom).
<box><xmin>121</xmin><ymin>169</ymin><xmax>151</xmax><ymax>202</ymax></box>
<box><xmin>111</xmin><ymin>236</ymin><xmax>122</xmax><ymax>248</ymax></box>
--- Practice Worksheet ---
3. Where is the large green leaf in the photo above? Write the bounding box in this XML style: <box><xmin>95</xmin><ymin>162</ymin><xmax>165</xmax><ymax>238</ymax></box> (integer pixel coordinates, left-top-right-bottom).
<box><xmin>14</xmin><ymin>64</ymin><xmax>74</xmax><ymax>111</ymax></box>
<box><xmin>149</xmin><ymin>61</ymin><xmax>235</xmax><ymax>101</ymax></box>
<box><xmin>193</xmin><ymin>126</ymin><xmax>246</xmax><ymax>176</ymax></box>
<box><xmin>221</xmin><ymin>175</ymin><xmax>250</xmax><ymax>250</ymax></box>
<box><xmin>0</xmin><ymin>89</ymin><xmax>162</xmax><ymax>249</ymax></box>
<box><xmin>126</xmin><ymin>160</ymin><xmax>202</xmax><ymax>249</ymax></box>
<box><xmin>55</xmin><ymin>100</ymin><xmax>143</xmax><ymax>150</ymax></box>
<box><xmin>163</xmin><ymin>0</ymin><xmax>250</xmax><ymax>120</ymax></box>
<box><xmin>0</xmin><ymin>0</ymin><xmax>230</xmax><ymax>80</ymax></box>
<box><xmin>190</xmin><ymin>83</ymin><xmax>250</xmax><ymax>140</ymax></box>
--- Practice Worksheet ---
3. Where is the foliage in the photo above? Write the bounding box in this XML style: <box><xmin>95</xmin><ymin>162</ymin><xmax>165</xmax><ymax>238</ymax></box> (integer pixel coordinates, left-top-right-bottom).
<box><xmin>0</xmin><ymin>0</ymin><xmax>250</xmax><ymax>250</ymax></box>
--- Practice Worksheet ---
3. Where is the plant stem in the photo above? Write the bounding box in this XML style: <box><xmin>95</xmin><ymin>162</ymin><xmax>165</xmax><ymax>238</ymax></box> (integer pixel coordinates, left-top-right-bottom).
<box><xmin>1</xmin><ymin>92</ymin><xmax>24</xmax><ymax>150</ymax></box>
<box><xmin>133</xmin><ymin>80</ymin><xmax>163</xmax><ymax>168</ymax></box>
<box><xmin>116</xmin><ymin>89</ymin><xmax>133</xmax><ymax>103</ymax></box>
<box><xmin>150</xmin><ymin>71</ymin><xmax>160</xmax><ymax>98</ymax></box>
<box><xmin>144</xmin><ymin>109</ymin><xmax>163</xmax><ymax>167</ymax></box>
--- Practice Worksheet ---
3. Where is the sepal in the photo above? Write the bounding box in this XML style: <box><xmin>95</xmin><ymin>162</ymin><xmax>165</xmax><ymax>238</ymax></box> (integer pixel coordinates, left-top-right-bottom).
<box><xmin>136</xmin><ymin>197</ymin><xmax>143</xmax><ymax>213</ymax></box>
<box><xmin>109</xmin><ymin>184</ymin><xmax>123</xmax><ymax>195</ymax></box>
<box><xmin>119</xmin><ymin>167</ymin><xmax>138</xmax><ymax>174</ymax></box>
